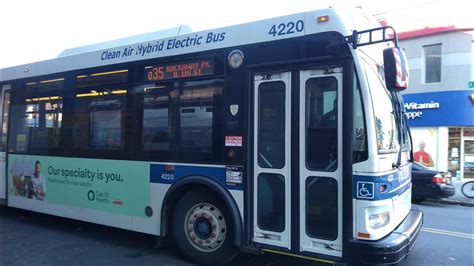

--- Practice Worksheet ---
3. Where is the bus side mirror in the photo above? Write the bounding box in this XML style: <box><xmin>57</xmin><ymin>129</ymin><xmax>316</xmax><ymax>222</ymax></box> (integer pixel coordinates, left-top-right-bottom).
<box><xmin>383</xmin><ymin>47</ymin><xmax>409</xmax><ymax>91</ymax></box>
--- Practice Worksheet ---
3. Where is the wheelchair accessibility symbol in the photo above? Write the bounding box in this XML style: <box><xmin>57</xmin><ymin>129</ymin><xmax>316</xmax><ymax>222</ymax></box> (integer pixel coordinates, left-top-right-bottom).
<box><xmin>357</xmin><ymin>182</ymin><xmax>374</xmax><ymax>199</ymax></box>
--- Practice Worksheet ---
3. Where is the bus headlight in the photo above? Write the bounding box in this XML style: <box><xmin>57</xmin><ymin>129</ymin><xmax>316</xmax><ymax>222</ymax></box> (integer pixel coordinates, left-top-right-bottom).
<box><xmin>369</xmin><ymin>211</ymin><xmax>390</xmax><ymax>229</ymax></box>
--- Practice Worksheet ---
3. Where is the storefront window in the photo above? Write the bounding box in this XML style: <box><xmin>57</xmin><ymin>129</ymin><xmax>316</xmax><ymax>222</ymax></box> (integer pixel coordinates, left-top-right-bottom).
<box><xmin>462</xmin><ymin>128</ymin><xmax>474</xmax><ymax>179</ymax></box>
<box><xmin>449</xmin><ymin>128</ymin><xmax>474</xmax><ymax>180</ymax></box>
<box><xmin>448</xmin><ymin>128</ymin><xmax>461</xmax><ymax>178</ymax></box>
<box><xmin>463</xmin><ymin>128</ymin><xmax>474</xmax><ymax>137</ymax></box>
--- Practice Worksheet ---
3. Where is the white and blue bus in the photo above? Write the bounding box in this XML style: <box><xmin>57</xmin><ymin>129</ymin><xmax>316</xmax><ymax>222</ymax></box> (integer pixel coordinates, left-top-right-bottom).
<box><xmin>0</xmin><ymin>8</ymin><xmax>422</xmax><ymax>265</ymax></box>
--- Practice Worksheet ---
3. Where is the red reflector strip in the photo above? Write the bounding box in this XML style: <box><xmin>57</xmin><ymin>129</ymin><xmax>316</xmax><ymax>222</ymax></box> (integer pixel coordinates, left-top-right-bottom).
<box><xmin>394</xmin><ymin>48</ymin><xmax>409</xmax><ymax>88</ymax></box>
<box><xmin>165</xmin><ymin>164</ymin><xmax>175</xmax><ymax>172</ymax></box>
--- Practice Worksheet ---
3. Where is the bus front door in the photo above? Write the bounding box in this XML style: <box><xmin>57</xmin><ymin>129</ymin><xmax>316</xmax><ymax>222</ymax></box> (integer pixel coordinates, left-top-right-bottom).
<box><xmin>253</xmin><ymin>72</ymin><xmax>292</xmax><ymax>249</ymax></box>
<box><xmin>298</xmin><ymin>68</ymin><xmax>343</xmax><ymax>257</ymax></box>
<box><xmin>0</xmin><ymin>85</ymin><xmax>10</xmax><ymax>203</ymax></box>
<box><xmin>253</xmin><ymin>68</ymin><xmax>343</xmax><ymax>258</ymax></box>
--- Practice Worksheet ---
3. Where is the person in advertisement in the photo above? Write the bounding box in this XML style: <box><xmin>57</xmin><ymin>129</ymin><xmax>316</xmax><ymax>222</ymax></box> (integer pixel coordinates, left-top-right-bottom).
<box><xmin>32</xmin><ymin>161</ymin><xmax>46</xmax><ymax>200</ymax></box>
<box><xmin>414</xmin><ymin>141</ymin><xmax>434</xmax><ymax>167</ymax></box>
<box><xmin>22</xmin><ymin>160</ymin><xmax>46</xmax><ymax>200</ymax></box>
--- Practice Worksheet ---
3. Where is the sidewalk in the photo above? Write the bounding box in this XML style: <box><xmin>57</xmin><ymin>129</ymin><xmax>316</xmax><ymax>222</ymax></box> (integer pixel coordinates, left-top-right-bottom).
<box><xmin>427</xmin><ymin>181</ymin><xmax>474</xmax><ymax>207</ymax></box>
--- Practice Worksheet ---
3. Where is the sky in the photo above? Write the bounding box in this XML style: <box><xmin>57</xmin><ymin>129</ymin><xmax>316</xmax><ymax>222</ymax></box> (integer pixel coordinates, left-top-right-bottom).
<box><xmin>0</xmin><ymin>0</ymin><xmax>469</xmax><ymax>68</ymax></box>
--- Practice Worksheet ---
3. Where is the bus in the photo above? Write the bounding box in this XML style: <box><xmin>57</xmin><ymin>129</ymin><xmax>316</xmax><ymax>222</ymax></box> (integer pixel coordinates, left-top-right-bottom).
<box><xmin>0</xmin><ymin>7</ymin><xmax>422</xmax><ymax>265</ymax></box>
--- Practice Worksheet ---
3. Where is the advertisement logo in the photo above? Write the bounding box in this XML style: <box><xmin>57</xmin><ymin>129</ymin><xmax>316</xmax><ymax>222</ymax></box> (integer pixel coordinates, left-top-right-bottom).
<box><xmin>112</xmin><ymin>199</ymin><xmax>124</xmax><ymax>205</ymax></box>
<box><xmin>87</xmin><ymin>190</ymin><xmax>95</xmax><ymax>201</ymax></box>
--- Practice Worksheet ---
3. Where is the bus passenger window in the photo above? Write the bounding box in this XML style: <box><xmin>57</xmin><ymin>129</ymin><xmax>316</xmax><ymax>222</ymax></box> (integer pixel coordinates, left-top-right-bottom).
<box><xmin>72</xmin><ymin>70</ymin><xmax>129</xmax><ymax>152</ymax></box>
<box><xmin>180</xmin><ymin>81</ymin><xmax>222</xmax><ymax>153</ymax></box>
<box><xmin>137</xmin><ymin>79</ymin><xmax>224</xmax><ymax>162</ymax></box>
<box><xmin>90</xmin><ymin>100</ymin><xmax>123</xmax><ymax>149</ymax></box>
<box><xmin>26</xmin><ymin>100</ymin><xmax>62</xmax><ymax>149</ymax></box>
<box><xmin>9</xmin><ymin>79</ymin><xmax>64</xmax><ymax>153</ymax></box>
<box><xmin>143</xmin><ymin>93</ymin><xmax>172</xmax><ymax>151</ymax></box>
<box><xmin>73</xmin><ymin>88</ymin><xmax>126</xmax><ymax>150</ymax></box>
<box><xmin>305</xmin><ymin>77</ymin><xmax>338</xmax><ymax>171</ymax></box>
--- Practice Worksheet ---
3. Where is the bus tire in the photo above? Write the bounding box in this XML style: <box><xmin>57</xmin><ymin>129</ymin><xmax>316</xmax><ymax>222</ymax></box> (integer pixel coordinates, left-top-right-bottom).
<box><xmin>171</xmin><ymin>188</ymin><xmax>238</xmax><ymax>265</ymax></box>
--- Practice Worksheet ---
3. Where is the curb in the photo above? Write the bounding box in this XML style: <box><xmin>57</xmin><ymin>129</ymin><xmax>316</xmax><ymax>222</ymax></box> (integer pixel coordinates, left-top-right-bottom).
<box><xmin>424</xmin><ymin>198</ymin><xmax>474</xmax><ymax>207</ymax></box>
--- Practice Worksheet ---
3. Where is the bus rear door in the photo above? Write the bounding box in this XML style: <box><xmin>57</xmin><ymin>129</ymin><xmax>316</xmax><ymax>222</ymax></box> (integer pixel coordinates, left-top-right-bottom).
<box><xmin>252</xmin><ymin>68</ymin><xmax>343</xmax><ymax>258</ymax></box>
<box><xmin>0</xmin><ymin>84</ymin><xmax>10</xmax><ymax>203</ymax></box>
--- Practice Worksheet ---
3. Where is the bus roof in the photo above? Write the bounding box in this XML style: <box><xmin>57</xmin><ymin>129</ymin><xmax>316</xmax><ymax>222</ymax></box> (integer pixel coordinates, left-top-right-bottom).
<box><xmin>57</xmin><ymin>26</ymin><xmax>193</xmax><ymax>58</ymax></box>
<box><xmin>0</xmin><ymin>7</ymin><xmax>374</xmax><ymax>82</ymax></box>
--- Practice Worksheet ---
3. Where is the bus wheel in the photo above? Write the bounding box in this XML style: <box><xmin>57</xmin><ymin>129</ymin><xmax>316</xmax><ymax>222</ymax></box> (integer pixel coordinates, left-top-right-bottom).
<box><xmin>172</xmin><ymin>189</ymin><xmax>238</xmax><ymax>265</ymax></box>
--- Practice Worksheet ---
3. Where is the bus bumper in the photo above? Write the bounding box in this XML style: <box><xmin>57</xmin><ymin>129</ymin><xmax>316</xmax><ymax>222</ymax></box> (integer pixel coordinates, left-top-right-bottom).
<box><xmin>349</xmin><ymin>208</ymin><xmax>423</xmax><ymax>265</ymax></box>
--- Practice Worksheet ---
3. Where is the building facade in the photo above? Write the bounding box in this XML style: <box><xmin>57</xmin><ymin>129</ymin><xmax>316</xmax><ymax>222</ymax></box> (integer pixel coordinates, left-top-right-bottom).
<box><xmin>399</xmin><ymin>27</ymin><xmax>474</xmax><ymax>180</ymax></box>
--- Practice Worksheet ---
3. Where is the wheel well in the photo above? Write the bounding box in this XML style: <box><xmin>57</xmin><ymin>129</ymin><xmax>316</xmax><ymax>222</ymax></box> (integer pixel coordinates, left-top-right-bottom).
<box><xmin>161</xmin><ymin>183</ymin><xmax>209</xmax><ymax>237</ymax></box>
<box><xmin>160</xmin><ymin>180</ymin><xmax>243</xmax><ymax>246</ymax></box>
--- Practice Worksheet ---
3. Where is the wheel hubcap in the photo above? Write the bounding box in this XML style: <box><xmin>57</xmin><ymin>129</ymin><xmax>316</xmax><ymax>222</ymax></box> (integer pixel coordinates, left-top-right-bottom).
<box><xmin>184</xmin><ymin>203</ymin><xmax>226</xmax><ymax>252</ymax></box>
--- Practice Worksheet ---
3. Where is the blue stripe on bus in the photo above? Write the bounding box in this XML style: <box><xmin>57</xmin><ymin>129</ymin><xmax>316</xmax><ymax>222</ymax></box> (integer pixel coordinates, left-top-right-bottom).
<box><xmin>149</xmin><ymin>164</ymin><xmax>243</xmax><ymax>191</ymax></box>
<box><xmin>149</xmin><ymin>164</ymin><xmax>411</xmax><ymax>197</ymax></box>
<box><xmin>352</xmin><ymin>172</ymin><xmax>412</xmax><ymax>201</ymax></box>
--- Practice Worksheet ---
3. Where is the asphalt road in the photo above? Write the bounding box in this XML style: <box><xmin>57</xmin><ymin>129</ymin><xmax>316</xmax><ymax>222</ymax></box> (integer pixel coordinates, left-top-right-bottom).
<box><xmin>398</xmin><ymin>202</ymin><xmax>474</xmax><ymax>266</ymax></box>
<box><xmin>0</xmin><ymin>202</ymin><xmax>472</xmax><ymax>265</ymax></box>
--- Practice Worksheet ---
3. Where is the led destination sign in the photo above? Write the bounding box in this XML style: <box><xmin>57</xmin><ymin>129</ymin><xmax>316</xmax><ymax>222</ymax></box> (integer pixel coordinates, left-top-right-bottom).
<box><xmin>145</xmin><ymin>58</ymin><xmax>214</xmax><ymax>81</ymax></box>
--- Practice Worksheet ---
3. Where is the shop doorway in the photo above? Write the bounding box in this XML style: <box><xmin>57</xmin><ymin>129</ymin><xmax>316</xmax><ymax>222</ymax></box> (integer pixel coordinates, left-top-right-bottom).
<box><xmin>449</xmin><ymin>128</ymin><xmax>474</xmax><ymax>180</ymax></box>
<box><xmin>462</xmin><ymin>138</ymin><xmax>474</xmax><ymax>179</ymax></box>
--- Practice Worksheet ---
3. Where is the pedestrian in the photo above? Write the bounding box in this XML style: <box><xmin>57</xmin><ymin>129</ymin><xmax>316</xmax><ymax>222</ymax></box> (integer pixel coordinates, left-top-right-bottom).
<box><xmin>414</xmin><ymin>141</ymin><xmax>434</xmax><ymax>167</ymax></box>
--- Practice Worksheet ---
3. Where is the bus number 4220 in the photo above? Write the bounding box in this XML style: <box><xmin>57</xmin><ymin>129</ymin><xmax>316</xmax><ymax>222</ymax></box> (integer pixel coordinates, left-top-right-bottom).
<box><xmin>161</xmin><ymin>173</ymin><xmax>175</xmax><ymax>181</ymax></box>
<box><xmin>268</xmin><ymin>20</ymin><xmax>304</xmax><ymax>37</ymax></box>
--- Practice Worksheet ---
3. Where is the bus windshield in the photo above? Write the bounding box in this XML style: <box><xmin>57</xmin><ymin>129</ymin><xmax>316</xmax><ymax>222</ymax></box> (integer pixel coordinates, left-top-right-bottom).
<box><xmin>362</xmin><ymin>56</ymin><xmax>409</xmax><ymax>154</ymax></box>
